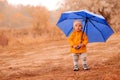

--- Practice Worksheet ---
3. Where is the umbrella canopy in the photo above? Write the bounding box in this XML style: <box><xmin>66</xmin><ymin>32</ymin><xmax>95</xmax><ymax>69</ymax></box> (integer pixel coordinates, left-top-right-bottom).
<box><xmin>56</xmin><ymin>10</ymin><xmax>114</xmax><ymax>42</ymax></box>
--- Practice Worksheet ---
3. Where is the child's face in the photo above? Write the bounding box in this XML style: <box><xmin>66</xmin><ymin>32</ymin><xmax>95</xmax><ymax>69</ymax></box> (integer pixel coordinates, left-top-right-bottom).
<box><xmin>73</xmin><ymin>21</ymin><xmax>82</xmax><ymax>32</ymax></box>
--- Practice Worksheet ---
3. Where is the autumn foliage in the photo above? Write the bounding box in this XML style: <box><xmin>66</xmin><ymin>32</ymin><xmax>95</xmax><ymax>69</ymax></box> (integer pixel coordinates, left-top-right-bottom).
<box><xmin>0</xmin><ymin>0</ymin><xmax>120</xmax><ymax>47</ymax></box>
<box><xmin>60</xmin><ymin>0</ymin><xmax>120</xmax><ymax>32</ymax></box>
<box><xmin>0</xmin><ymin>0</ymin><xmax>64</xmax><ymax>47</ymax></box>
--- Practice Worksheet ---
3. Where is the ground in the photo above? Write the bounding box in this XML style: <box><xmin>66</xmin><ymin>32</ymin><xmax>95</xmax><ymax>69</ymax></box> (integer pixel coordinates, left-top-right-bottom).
<box><xmin>0</xmin><ymin>33</ymin><xmax>120</xmax><ymax>80</ymax></box>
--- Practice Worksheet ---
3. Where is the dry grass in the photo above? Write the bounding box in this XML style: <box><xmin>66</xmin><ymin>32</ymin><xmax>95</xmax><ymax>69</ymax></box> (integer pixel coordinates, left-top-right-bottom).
<box><xmin>0</xmin><ymin>26</ymin><xmax>65</xmax><ymax>48</ymax></box>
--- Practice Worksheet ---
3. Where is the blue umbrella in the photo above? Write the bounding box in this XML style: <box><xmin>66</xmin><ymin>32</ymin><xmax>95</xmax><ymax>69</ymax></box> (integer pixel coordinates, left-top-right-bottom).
<box><xmin>56</xmin><ymin>10</ymin><xmax>114</xmax><ymax>42</ymax></box>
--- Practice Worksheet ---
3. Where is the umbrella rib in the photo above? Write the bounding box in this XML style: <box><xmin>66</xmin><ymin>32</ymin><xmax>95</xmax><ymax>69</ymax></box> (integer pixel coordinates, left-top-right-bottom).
<box><xmin>81</xmin><ymin>19</ymin><xmax>88</xmax><ymax>43</ymax></box>
<box><xmin>89</xmin><ymin>20</ymin><xmax>106</xmax><ymax>41</ymax></box>
<box><xmin>67</xmin><ymin>18</ymin><xmax>84</xmax><ymax>20</ymax></box>
<box><xmin>59</xmin><ymin>18</ymin><xmax>84</xmax><ymax>24</ymax></box>
<box><xmin>90</xmin><ymin>19</ymin><xmax>114</xmax><ymax>33</ymax></box>
<box><xmin>74</xmin><ymin>13</ymin><xmax>86</xmax><ymax>18</ymax></box>
<box><xmin>90</xmin><ymin>18</ymin><xmax>108</xmax><ymax>26</ymax></box>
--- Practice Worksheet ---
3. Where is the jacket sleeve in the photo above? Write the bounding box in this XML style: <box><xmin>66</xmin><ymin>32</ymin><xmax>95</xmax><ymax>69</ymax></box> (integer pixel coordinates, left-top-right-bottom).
<box><xmin>82</xmin><ymin>33</ymin><xmax>88</xmax><ymax>46</ymax></box>
<box><xmin>67</xmin><ymin>32</ymin><xmax>75</xmax><ymax>47</ymax></box>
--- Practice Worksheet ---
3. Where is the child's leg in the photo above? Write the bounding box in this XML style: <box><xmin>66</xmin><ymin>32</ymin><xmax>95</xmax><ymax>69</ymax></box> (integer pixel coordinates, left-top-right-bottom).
<box><xmin>80</xmin><ymin>53</ymin><xmax>89</xmax><ymax>70</ymax></box>
<box><xmin>80</xmin><ymin>53</ymin><xmax>87</xmax><ymax>64</ymax></box>
<box><xmin>72</xmin><ymin>54</ymin><xmax>79</xmax><ymax>71</ymax></box>
<box><xmin>72</xmin><ymin>54</ymin><xmax>79</xmax><ymax>66</ymax></box>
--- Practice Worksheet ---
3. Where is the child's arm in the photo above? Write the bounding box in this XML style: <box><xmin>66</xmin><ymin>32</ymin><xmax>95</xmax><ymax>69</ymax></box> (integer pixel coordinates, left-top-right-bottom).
<box><xmin>82</xmin><ymin>33</ymin><xmax>88</xmax><ymax>46</ymax></box>
<box><xmin>78</xmin><ymin>33</ymin><xmax>88</xmax><ymax>47</ymax></box>
<box><xmin>68</xmin><ymin>32</ymin><xmax>75</xmax><ymax>47</ymax></box>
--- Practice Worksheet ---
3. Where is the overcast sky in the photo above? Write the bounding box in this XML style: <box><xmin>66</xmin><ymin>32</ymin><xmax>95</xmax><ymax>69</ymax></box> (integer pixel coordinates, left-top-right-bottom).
<box><xmin>7</xmin><ymin>0</ymin><xmax>63</xmax><ymax>10</ymax></box>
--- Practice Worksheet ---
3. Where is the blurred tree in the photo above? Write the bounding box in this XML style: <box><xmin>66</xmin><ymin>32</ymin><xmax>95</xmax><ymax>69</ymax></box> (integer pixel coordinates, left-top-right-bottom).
<box><xmin>28</xmin><ymin>6</ymin><xmax>50</xmax><ymax>35</ymax></box>
<box><xmin>0</xmin><ymin>13</ymin><xmax>5</xmax><ymax>27</ymax></box>
<box><xmin>11</xmin><ymin>12</ymin><xmax>30</xmax><ymax>28</ymax></box>
<box><xmin>59</xmin><ymin>0</ymin><xmax>120</xmax><ymax>32</ymax></box>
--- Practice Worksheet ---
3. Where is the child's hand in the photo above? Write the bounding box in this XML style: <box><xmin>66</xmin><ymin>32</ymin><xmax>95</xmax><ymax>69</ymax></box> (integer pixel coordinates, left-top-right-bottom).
<box><xmin>78</xmin><ymin>43</ymin><xmax>84</xmax><ymax>47</ymax></box>
<box><xmin>73</xmin><ymin>45</ymin><xmax>78</xmax><ymax>49</ymax></box>
<box><xmin>73</xmin><ymin>45</ymin><xmax>81</xmax><ymax>50</ymax></box>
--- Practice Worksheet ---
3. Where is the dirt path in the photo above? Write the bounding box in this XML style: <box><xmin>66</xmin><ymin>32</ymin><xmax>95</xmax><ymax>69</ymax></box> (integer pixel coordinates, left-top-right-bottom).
<box><xmin>0</xmin><ymin>34</ymin><xmax>120</xmax><ymax>80</ymax></box>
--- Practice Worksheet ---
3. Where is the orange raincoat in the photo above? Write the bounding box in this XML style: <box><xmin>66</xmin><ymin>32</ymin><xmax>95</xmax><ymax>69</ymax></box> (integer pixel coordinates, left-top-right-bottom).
<box><xmin>68</xmin><ymin>30</ymin><xmax>88</xmax><ymax>53</ymax></box>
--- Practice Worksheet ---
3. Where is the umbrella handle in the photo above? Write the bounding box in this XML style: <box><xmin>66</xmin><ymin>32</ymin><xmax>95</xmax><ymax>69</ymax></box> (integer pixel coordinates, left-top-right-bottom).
<box><xmin>81</xmin><ymin>19</ymin><xmax>88</xmax><ymax>43</ymax></box>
